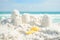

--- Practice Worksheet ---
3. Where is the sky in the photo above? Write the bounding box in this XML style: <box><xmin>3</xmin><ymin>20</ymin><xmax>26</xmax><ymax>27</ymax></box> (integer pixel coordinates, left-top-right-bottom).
<box><xmin>0</xmin><ymin>0</ymin><xmax>60</xmax><ymax>12</ymax></box>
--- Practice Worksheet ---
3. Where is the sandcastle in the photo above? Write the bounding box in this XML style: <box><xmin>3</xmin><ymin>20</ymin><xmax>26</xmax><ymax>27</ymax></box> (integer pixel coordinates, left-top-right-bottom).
<box><xmin>41</xmin><ymin>15</ymin><xmax>50</xmax><ymax>27</ymax></box>
<box><xmin>11</xmin><ymin>10</ymin><xmax>22</xmax><ymax>26</ymax></box>
<box><xmin>22</xmin><ymin>13</ymin><xmax>30</xmax><ymax>24</ymax></box>
<box><xmin>0</xmin><ymin>10</ymin><xmax>60</xmax><ymax>40</ymax></box>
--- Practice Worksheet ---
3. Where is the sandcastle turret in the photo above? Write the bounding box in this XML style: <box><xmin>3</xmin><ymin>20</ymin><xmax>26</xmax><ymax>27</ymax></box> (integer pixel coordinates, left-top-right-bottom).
<box><xmin>0</xmin><ymin>20</ymin><xmax>1</xmax><ymax>26</ymax></box>
<box><xmin>41</xmin><ymin>15</ymin><xmax>50</xmax><ymax>27</ymax></box>
<box><xmin>11</xmin><ymin>10</ymin><xmax>22</xmax><ymax>26</ymax></box>
<box><xmin>22</xmin><ymin>13</ymin><xmax>30</xmax><ymax>24</ymax></box>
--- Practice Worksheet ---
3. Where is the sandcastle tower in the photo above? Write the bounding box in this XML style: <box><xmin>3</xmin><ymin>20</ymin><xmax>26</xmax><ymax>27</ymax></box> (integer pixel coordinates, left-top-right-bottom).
<box><xmin>0</xmin><ymin>18</ymin><xmax>1</xmax><ymax>25</ymax></box>
<box><xmin>11</xmin><ymin>9</ymin><xmax>22</xmax><ymax>26</ymax></box>
<box><xmin>22</xmin><ymin>13</ymin><xmax>30</xmax><ymax>24</ymax></box>
<box><xmin>41</xmin><ymin>15</ymin><xmax>50</xmax><ymax>27</ymax></box>
<box><xmin>0</xmin><ymin>20</ymin><xmax>1</xmax><ymax>26</ymax></box>
<box><xmin>30</xmin><ymin>16</ymin><xmax>36</xmax><ymax>26</ymax></box>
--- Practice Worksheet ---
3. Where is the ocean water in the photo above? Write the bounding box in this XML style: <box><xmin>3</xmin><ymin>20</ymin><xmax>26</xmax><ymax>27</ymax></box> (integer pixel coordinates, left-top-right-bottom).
<box><xmin>0</xmin><ymin>12</ymin><xmax>60</xmax><ymax>14</ymax></box>
<box><xmin>0</xmin><ymin>12</ymin><xmax>60</xmax><ymax>19</ymax></box>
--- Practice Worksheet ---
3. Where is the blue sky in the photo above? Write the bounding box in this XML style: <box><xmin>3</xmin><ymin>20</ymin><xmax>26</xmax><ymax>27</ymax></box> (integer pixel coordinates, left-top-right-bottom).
<box><xmin>0</xmin><ymin>0</ymin><xmax>60</xmax><ymax>12</ymax></box>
